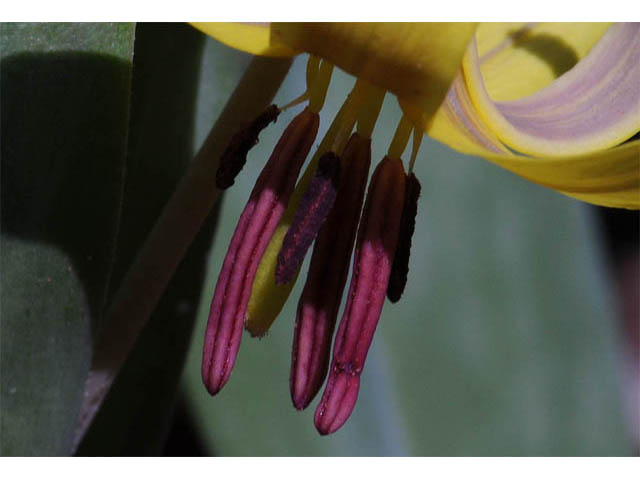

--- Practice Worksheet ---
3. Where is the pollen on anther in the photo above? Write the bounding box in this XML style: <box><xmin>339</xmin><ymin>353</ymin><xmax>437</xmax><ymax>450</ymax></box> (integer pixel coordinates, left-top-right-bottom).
<box><xmin>276</xmin><ymin>152</ymin><xmax>341</xmax><ymax>285</ymax></box>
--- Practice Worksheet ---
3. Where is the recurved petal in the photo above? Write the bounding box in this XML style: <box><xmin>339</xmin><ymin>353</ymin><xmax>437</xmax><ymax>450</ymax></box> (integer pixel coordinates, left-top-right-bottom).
<box><xmin>190</xmin><ymin>22</ymin><xmax>297</xmax><ymax>57</ymax></box>
<box><xmin>485</xmin><ymin>140</ymin><xmax>640</xmax><ymax>209</ymax></box>
<box><xmin>405</xmin><ymin>25</ymin><xmax>640</xmax><ymax>210</ymax></box>
<box><xmin>463</xmin><ymin>22</ymin><xmax>640</xmax><ymax>157</ymax></box>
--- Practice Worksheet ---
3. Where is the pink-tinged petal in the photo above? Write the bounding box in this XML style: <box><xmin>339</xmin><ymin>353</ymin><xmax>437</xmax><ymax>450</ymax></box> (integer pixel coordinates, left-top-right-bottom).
<box><xmin>401</xmin><ymin>74</ymin><xmax>510</xmax><ymax>159</ymax></box>
<box><xmin>439</xmin><ymin>76</ymin><xmax>512</xmax><ymax>155</ymax></box>
<box><xmin>276</xmin><ymin>152</ymin><xmax>341</xmax><ymax>285</ymax></box>
<box><xmin>464</xmin><ymin>23</ymin><xmax>640</xmax><ymax>157</ymax></box>
<box><xmin>202</xmin><ymin>108</ymin><xmax>319</xmax><ymax>395</ymax></box>
<box><xmin>405</xmin><ymin>63</ymin><xmax>640</xmax><ymax>209</ymax></box>
<box><xmin>315</xmin><ymin>156</ymin><xmax>406</xmax><ymax>435</ymax></box>
<box><xmin>290</xmin><ymin>133</ymin><xmax>371</xmax><ymax>410</ymax></box>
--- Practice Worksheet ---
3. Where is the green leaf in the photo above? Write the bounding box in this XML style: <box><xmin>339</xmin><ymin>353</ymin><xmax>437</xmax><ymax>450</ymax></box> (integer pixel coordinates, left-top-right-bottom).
<box><xmin>74</xmin><ymin>23</ymin><xmax>224</xmax><ymax>456</ymax></box>
<box><xmin>182</xmin><ymin>61</ymin><xmax>633</xmax><ymax>455</ymax></box>
<box><xmin>1</xmin><ymin>22</ymin><xmax>135</xmax><ymax>455</ymax></box>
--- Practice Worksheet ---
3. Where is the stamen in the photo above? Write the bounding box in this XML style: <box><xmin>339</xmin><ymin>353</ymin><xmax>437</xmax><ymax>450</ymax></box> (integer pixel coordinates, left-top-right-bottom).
<box><xmin>387</xmin><ymin>172</ymin><xmax>421</xmax><ymax>303</ymax></box>
<box><xmin>314</xmin><ymin>156</ymin><xmax>406</xmax><ymax>435</ymax></box>
<box><xmin>202</xmin><ymin>108</ymin><xmax>319</xmax><ymax>395</ymax></box>
<box><xmin>290</xmin><ymin>133</ymin><xmax>371</xmax><ymax>410</ymax></box>
<box><xmin>276</xmin><ymin>152</ymin><xmax>341</xmax><ymax>285</ymax></box>
<box><xmin>387</xmin><ymin>115</ymin><xmax>413</xmax><ymax>161</ymax></box>
<box><xmin>215</xmin><ymin>105</ymin><xmax>280</xmax><ymax>189</ymax></box>
<box><xmin>245</xmin><ymin>78</ymin><xmax>377</xmax><ymax>337</ymax></box>
<box><xmin>215</xmin><ymin>57</ymin><xmax>328</xmax><ymax>190</ymax></box>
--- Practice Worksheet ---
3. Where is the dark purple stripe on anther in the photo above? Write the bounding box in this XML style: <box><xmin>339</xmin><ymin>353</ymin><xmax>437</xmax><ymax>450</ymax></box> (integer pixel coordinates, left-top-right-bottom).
<box><xmin>276</xmin><ymin>152</ymin><xmax>341</xmax><ymax>285</ymax></box>
<box><xmin>215</xmin><ymin>105</ymin><xmax>280</xmax><ymax>189</ymax></box>
<box><xmin>387</xmin><ymin>172</ymin><xmax>421</xmax><ymax>303</ymax></box>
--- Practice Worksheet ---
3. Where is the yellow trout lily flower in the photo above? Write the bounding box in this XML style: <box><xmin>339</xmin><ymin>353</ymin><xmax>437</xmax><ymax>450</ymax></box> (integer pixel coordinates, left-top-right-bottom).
<box><xmin>194</xmin><ymin>22</ymin><xmax>639</xmax><ymax>209</ymax></box>
<box><xmin>192</xmin><ymin>22</ymin><xmax>640</xmax><ymax>434</ymax></box>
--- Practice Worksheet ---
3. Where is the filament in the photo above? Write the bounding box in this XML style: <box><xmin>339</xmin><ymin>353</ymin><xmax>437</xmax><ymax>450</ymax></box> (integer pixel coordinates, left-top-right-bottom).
<box><xmin>387</xmin><ymin>115</ymin><xmax>413</xmax><ymax>160</ymax></box>
<box><xmin>330</xmin><ymin>79</ymin><xmax>371</xmax><ymax>154</ymax></box>
<box><xmin>280</xmin><ymin>56</ymin><xmax>321</xmax><ymax>111</ymax></box>
<box><xmin>308</xmin><ymin>60</ymin><xmax>334</xmax><ymax>113</ymax></box>
<box><xmin>356</xmin><ymin>84</ymin><xmax>386</xmax><ymax>139</ymax></box>
<box><xmin>408</xmin><ymin>128</ymin><xmax>423</xmax><ymax>174</ymax></box>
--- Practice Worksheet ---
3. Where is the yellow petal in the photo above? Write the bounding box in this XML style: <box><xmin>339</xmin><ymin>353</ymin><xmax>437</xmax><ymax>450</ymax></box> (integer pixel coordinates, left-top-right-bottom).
<box><xmin>463</xmin><ymin>23</ymin><xmax>640</xmax><ymax>157</ymax></box>
<box><xmin>402</xmin><ymin>75</ymin><xmax>510</xmax><ymax>158</ymax></box>
<box><xmin>483</xmin><ymin>140</ymin><xmax>640</xmax><ymax>210</ymax></box>
<box><xmin>271</xmin><ymin>23</ymin><xmax>478</xmax><ymax>119</ymax></box>
<box><xmin>195</xmin><ymin>22</ymin><xmax>477</xmax><ymax>121</ymax></box>
<box><xmin>190</xmin><ymin>22</ymin><xmax>297</xmax><ymax>57</ymax></box>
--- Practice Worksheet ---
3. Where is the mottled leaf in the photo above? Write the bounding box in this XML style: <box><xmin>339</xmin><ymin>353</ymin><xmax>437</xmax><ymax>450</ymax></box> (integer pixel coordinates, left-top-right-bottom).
<box><xmin>1</xmin><ymin>22</ymin><xmax>135</xmax><ymax>456</ymax></box>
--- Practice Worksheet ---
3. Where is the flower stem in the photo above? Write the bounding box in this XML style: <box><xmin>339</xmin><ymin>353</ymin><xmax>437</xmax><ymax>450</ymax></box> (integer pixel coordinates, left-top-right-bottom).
<box><xmin>71</xmin><ymin>55</ymin><xmax>293</xmax><ymax>453</ymax></box>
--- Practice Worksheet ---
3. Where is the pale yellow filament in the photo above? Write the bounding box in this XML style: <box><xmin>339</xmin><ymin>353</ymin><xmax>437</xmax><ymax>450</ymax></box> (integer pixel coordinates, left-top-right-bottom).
<box><xmin>409</xmin><ymin>128</ymin><xmax>424</xmax><ymax>173</ymax></box>
<box><xmin>308</xmin><ymin>60</ymin><xmax>334</xmax><ymax>113</ymax></box>
<box><xmin>279</xmin><ymin>56</ymin><xmax>321</xmax><ymax>111</ymax></box>
<box><xmin>387</xmin><ymin>115</ymin><xmax>413</xmax><ymax>160</ymax></box>
<box><xmin>356</xmin><ymin>84</ymin><xmax>386</xmax><ymax>139</ymax></box>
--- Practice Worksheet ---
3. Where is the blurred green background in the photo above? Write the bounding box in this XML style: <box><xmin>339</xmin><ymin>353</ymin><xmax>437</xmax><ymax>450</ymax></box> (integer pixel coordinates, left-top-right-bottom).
<box><xmin>1</xmin><ymin>23</ymin><xmax>636</xmax><ymax>456</ymax></box>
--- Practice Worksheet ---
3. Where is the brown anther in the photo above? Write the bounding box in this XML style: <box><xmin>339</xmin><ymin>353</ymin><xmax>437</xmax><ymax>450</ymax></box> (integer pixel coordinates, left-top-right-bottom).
<box><xmin>387</xmin><ymin>172</ymin><xmax>421</xmax><ymax>303</ymax></box>
<box><xmin>215</xmin><ymin>104</ymin><xmax>280</xmax><ymax>189</ymax></box>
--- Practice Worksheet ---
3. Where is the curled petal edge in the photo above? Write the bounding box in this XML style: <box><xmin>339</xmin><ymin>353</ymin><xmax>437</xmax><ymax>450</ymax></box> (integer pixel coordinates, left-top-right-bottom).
<box><xmin>463</xmin><ymin>22</ymin><xmax>640</xmax><ymax>157</ymax></box>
